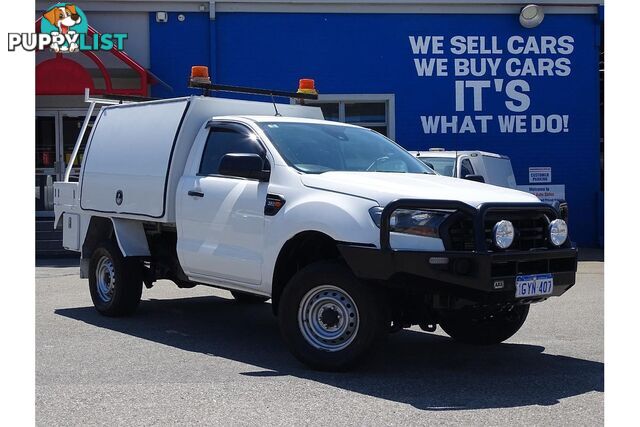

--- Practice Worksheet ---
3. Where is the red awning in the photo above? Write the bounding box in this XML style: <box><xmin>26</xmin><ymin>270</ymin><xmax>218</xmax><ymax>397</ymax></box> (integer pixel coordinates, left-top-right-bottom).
<box><xmin>35</xmin><ymin>17</ymin><xmax>157</xmax><ymax>97</ymax></box>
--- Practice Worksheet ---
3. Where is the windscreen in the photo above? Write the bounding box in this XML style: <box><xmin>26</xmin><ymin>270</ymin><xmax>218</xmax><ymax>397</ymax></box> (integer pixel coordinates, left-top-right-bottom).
<box><xmin>258</xmin><ymin>122</ymin><xmax>435</xmax><ymax>174</ymax></box>
<box><xmin>482</xmin><ymin>156</ymin><xmax>517</xmax><ymax>188</ymax></box>
<box><xmin>417</xmin><ymin>157</ymin><xmax>456</xmax><ymax>176</ymax></box>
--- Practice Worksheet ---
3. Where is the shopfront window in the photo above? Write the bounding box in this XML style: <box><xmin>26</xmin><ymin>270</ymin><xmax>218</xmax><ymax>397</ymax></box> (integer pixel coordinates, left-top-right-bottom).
<box><xmin>35</xmin><ymin>111</ymin><xmax>97</xmax><ymax>213</ymax></box>
<box><xmin>36</xmin><ymin>115</ymin><xmax>57</xmax><ymax>212</ymax></box>
<box><xmin>306</xmin><ymin>95</ymin><xmax>395</xmax><ymax>139</ymax></box>
<box><xmin>36</xmin><ymin>116</ymin><xmax>56</xmax><ymax>170</ymax></box>
<box><xmin>62</xmin><ymin>115</ymin><xmax>94</xmax><ymax>180</ymax></box>
<box><xmin>313</xmin><ymin>102</ymin><xmax>339</xmax><ymax>121</ymax></box>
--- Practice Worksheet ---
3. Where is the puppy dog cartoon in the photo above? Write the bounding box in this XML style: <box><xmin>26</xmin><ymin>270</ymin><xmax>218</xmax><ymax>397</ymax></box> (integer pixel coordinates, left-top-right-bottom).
<box><xmin>43</xmin><ymin>4</ymin><xmax>82</xmax><ymax>52</ymax></box>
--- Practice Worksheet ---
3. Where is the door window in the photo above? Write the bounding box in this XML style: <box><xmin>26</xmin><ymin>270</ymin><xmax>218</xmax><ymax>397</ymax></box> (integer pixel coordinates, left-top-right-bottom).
<box><xmin>460</xmin><ymin>158</ymin><xmax>475</xmax><ymax>178</ymax></box>
<box><xmin>199</xmin><ymin>126</ymin><xmax>264</xmax><ymax>176</ymax></box>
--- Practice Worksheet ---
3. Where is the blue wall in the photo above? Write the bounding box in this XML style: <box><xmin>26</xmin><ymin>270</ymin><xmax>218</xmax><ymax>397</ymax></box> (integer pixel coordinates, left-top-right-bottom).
<box><xmin>149</xmin><ymin>12</ymin><xmax>211</xmax><ymax>99</ymax></box>
<box><xmin>150</xmin><ymin>12</ymin><xmax>602</xmax><ymax>246</ymax></box>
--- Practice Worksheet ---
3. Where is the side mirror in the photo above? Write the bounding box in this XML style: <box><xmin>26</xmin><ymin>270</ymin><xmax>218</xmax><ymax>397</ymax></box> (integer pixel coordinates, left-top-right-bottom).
<box><xmin>219</xmin><ymin>153</ymin><xmax>270</xmax><ymax>181</ymax></box>
<box><xmin>463</xmin><ymin>174</ymin><xmax>485</xmax><ymax>183</ymax></box>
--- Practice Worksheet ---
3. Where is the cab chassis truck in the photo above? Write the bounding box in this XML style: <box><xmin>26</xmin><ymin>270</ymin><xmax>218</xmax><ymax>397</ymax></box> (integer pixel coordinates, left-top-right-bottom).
<box><xmin>54</xmin><ymin>76</ymin><xmax>578</xmax><ymax>370</ymax></box>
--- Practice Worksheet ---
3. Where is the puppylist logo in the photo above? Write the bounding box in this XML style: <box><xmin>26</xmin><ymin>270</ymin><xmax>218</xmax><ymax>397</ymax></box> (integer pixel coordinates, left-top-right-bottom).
<box><xmin>8</xmin><ymin>3</ymin><xmax>127</xmax><ymax>53</ymax></box>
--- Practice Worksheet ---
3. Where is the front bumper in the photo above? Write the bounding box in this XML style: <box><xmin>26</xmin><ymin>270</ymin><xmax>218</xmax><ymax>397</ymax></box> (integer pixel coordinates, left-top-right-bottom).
<box><xmin>338</xmin><ymin>245</ymin><xmax>577</xmax><ymax>299</ymax></box>
<box><xmin>338</xmin><ymin>198</ymin><xmax>578</xmax><ymax>302</ymax></box>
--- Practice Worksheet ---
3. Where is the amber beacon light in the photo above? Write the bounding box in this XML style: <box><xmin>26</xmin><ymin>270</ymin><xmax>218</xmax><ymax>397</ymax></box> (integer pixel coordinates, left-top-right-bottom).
<box><xmin>187</xmin><ymin>66</ymin><xmax>318</xmax><ymax>101</ymax></box>
<box><xmin>297</xmin><ymin>79</ymin><xmax>318</xmax><ymax>95</ymax></box>
<box><xmin>190</xmin><ymin>66</ymin><xmax>211</xmax><ymax>84</ymax></box>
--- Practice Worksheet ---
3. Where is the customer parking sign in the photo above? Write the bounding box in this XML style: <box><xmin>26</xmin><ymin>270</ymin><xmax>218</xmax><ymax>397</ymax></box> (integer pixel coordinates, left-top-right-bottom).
<box><xmin>529</xmin><ymin>167</ymin><xmax>552</xmax><ymax>183</ymax></box>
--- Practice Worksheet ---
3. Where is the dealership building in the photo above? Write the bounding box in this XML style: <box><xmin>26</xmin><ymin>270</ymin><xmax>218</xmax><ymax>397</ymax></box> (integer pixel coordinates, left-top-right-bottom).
<box><xmin>35</xmin><ymin>0</ymin><xmax>603</xmax><ymax>254</ymax></box>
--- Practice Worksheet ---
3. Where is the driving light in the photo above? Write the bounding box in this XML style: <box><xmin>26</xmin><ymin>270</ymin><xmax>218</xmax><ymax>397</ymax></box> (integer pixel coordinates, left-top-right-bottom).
<box><xmin>369</xmin><ymin>207</ymin><xmax>450</xmax><ymax>238</ymax></box>
<box><xmin>519</xmin><ymin>4</ymin><xmax>544</xmax><ymax>28</ymax></box>
<box><xmin>493</xmin><ymin>220</ymin><xmax>515</xmax><ymax>249</ymax></box>
<box><xmin>548</xmin><ymin>219</ymin><xmax>568</xmax><ymax>246</ymax></box>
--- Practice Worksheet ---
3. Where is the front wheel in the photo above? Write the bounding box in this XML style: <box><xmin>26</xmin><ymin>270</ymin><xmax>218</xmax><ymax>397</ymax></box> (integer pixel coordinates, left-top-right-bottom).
<box><xmin>439</xmin><ymin>304</ymin><xmax>530</xmax><ymax>345</ymax></box>
<box><xmin>88</xmin><ymin>241</ymin><xmax>143</xmax><ymax>317</ymax></box>
<box><xmin>278</xmin><ymin>260</ymin><xmax>388</xmax><ymax>371</ymax></box>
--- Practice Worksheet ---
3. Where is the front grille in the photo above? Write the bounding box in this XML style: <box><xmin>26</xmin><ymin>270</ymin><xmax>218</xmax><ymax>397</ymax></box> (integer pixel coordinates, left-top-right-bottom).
<box><xmin>444</xmin><ymin>210</ymin><xmax>554</xmax><ymax>251</ymax></box>
<box><xmin>491</xmin><ymin>256</ymin><xmax>577</xmax><ymax>276</ymax></box>
<box><xmin>484</xmin><ymin>213</ymin><xmax>550</xmax><ymax>251</ymax></box>
<box><xmin>447</xmin><ymin>218</ymin><xmax>475</xmax><ymax>251</ymax></box>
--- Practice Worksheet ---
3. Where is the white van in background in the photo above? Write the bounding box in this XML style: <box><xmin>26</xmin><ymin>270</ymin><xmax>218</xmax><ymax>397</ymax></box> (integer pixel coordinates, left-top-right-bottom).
<box><xmin>410</xmin><ymin>149</ymin><xmax>518</xmax><ymax>189</ymax></box>
<box><xmin>411</xmin><ymin>149</ymin><xmax>568</xmax><ymax>222</ymax></box>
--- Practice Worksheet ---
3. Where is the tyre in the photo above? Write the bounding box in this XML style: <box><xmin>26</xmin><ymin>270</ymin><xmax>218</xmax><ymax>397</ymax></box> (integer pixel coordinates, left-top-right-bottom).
<box><xmin>88</xmin><ymin>241</ymin><xmax>143</xmax><ymax>317</ymax></box>
<box><xmin>230</xmin><ymin>290</ymin><xmax>270</xmax><ymax>304</ymax></box>
<box><xmin>439</xmin><ymin>304</ymin><xmax>530</xmax><ymax>345</ymax></box>
<box><xmin>278</xmin><ymin>260</ymin><xmax>388</xmax><ymax>371</ymax></box>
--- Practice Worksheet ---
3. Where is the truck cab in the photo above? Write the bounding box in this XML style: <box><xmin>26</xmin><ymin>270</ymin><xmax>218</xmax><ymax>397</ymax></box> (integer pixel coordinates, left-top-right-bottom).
<box><xmin>54</xmin><ymin>76</ymin><xmax>577</xmax><ymax>371</ymax></box>
<box><xmin>410</xmin><ymin>149</ymin><xmax>518</xmax><ymax>189</ymax></box>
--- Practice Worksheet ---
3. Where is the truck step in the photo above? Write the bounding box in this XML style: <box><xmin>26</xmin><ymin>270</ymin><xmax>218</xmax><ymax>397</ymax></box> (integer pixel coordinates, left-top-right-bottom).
<box><xmin>35</xmin><ymin>248</ymin><xmax>75</xmax><ymax>258</ymax></box>
<box><xmin>36</xmin><ymin>239</ymin><xmax>66</xmax><ymax>251</ymax></box>
<box><xmin>36</xmin><ymin>219</ymin><xmax>57</xmax><ymax>232</ymax></box>
<box><xmin>36</xmin><ymin>230</ymin><xmax>63</xmax><ymax>240</ymax></box>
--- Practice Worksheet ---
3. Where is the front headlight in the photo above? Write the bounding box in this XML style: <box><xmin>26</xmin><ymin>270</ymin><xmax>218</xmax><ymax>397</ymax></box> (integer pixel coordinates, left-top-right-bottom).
<box><xmin>369</xmin><ymin>207</ymin><xmax>450</xmax><ymax>238</ymax></box>
<box><xmin>548</xmin><ymin>219</ymin><xmax>568</xmax><ymax>246</ymax></box>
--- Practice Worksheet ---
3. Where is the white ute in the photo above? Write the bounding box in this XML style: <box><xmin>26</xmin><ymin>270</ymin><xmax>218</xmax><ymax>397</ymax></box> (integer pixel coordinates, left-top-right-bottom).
<box><xmin>410</xmin><ymin>149</ymin><xmax>518</xmax><ymax>188</ymax></box>
<box><xmin>410</xmin><ymin>149</ymin><xmax>569</xmax><ymax>220</ymax></box>
<box><xmin>55</xmin><ymin>77</ymin><xmax>578</xmax><ymax>371</ymax></box>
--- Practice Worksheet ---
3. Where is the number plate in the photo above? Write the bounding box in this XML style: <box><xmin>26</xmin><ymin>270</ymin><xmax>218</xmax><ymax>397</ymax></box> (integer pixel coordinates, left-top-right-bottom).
<box><xmin>515</xmin><ymin>274</ymin><xmax>554</xmax><ymax>298</ymax></box>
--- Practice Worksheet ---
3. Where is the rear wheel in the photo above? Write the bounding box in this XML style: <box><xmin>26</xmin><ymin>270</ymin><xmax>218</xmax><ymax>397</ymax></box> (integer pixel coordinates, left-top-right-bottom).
<box><xmin>88</xmin><ymin>241</ymin><xmax>143</xmax><ymax>317</ymax></box>
<box><xmin>230</xmin><ymin>290</ymin><xmax>269</xmax><ymax>304</ymax></box>
<box><xmin>439</xmin><ymin>304</ymin><xmax>530</xmax><ymax>345</ymax></box>
<box><xmin>278</xmin><ymin>260</ymin><xmax>388</xmax><ymax>371</ymax></box>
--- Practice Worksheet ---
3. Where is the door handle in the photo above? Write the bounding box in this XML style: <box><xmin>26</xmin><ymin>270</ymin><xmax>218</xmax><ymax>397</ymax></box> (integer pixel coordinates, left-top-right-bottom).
<box><xmin>188</xmin><ymin>190</ymin><xmax>204</xmax><ymax>198</ymax></box>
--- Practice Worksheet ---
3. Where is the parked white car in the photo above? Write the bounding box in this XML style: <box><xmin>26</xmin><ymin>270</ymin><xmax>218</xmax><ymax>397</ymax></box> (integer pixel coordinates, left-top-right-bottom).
<box><xmin>409</xmin><ymin>149</ymin><xmax>518</xmax><ymax>188</ymax></box>
<box><xmin>410</xmin><ymin>149</ymin><xmax>569</xmax><ymax>221</ymax></box>
<box><xmin>54</xmin><ymin>85</ymin><xmax>577</xmax><ymax>370</ymax></box>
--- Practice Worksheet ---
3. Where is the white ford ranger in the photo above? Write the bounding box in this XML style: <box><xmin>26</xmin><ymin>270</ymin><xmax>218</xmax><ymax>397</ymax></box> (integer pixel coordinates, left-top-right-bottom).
<box><xmin>54</xmin><ymin>82</ymin><xmax>577</xmax><ymax>371</ymax></box>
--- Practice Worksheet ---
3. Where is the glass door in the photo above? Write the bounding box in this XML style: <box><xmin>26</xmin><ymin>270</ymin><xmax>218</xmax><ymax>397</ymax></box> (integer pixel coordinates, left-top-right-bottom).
<box><xmin>35</xmin><ymin>109</ymin><xmax>98</xmax><ymax>215</ymax></box>
<box><xmin>35</xmin><ymin>111</ymin><xmax>61</xmax><ymax>215</ymax></box>
<box><xmin>60</xmin><ymin>110</ymin><xmax>97</xmax><ymax>182</ymax></box>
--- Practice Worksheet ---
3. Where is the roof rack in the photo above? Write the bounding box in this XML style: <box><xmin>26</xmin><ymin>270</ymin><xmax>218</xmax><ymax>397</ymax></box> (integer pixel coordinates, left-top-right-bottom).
<box><xmin>188</xmin><ymin>65</ymin><xmax>318</xmax><ymax>101</ymax></box>
<box><xmin>100</xmin><ymin>93</ymin><xmax>158</xmax><ymax>103</ymax></box>
<box><xmin>188</xmin><ymin>81</ymin><xmax>318</xmax><ymax>101</ymax></box>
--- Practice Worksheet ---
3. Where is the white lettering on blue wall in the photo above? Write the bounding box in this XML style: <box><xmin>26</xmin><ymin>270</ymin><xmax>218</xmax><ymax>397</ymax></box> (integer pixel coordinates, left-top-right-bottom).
<box><xmin>410</xmin><ymin>34</ymin><xmax>574</xmax><ymax>134</ymax></box>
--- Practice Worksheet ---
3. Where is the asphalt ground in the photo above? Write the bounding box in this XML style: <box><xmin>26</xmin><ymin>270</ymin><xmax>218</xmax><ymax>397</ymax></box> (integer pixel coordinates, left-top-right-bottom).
<box><xmin>36</xmin><ymin>252</ymin><xmax>603</xmax><ymax>426</ymax></box>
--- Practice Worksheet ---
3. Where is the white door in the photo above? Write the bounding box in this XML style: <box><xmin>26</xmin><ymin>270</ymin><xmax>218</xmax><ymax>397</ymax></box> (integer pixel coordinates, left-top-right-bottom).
<box><xmin>177</xmin><ymin>122</ymin><xmax>269</xmax><ymax>287</ymax></box>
